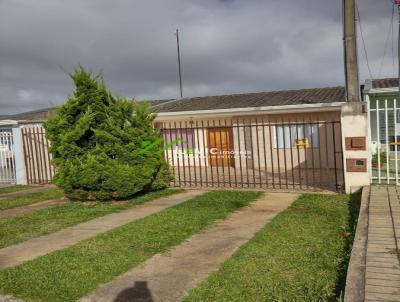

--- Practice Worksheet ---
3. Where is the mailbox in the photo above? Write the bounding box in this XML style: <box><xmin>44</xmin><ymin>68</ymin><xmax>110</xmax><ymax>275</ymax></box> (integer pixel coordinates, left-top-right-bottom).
<box><xmin>295</xmin><ymin>138</ymin><xmax>309</xmax><ymax>149</ymax></box>
<box><xmin>345</xmin><ymin>137</ymin><xmax>366</xmax><ymax>151</ymax></box>
<box><xmin>346</xmin><ymin>158</ymin><xmax>367</xmax><ymax>172</ymax></box>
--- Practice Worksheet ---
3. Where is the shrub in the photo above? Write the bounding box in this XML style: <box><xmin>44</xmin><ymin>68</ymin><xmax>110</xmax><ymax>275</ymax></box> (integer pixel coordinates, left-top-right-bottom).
<box><xmin>44</xmin><ymin>67</ymin><xmax>172</xmax><ymax>201</ymax></box>
<box><xmin>372</xmin><ymin>151</ymin><xmax>387</xmax><ymax>164</ymax></box>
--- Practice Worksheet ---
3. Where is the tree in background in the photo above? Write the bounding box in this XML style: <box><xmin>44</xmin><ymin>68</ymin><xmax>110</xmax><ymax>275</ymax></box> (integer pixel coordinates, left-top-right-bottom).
<box><xmin>44</xmin><ymin>67</ymin><xmax>171</xmax><ymax>201</ymax></box>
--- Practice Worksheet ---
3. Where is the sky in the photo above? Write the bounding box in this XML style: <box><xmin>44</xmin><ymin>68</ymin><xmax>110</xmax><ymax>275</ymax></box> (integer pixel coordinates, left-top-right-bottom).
<box><xmin>0</xmin><ymin>0</ymin><xmax>396</xmax><ymax>114</ymax></box>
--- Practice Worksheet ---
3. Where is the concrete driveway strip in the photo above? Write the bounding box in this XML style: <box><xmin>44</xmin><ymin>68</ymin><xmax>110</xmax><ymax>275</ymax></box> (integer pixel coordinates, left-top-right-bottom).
<box><xmin>0</xmin><ymin>190</ymin><xmax>205</xmax><ymax>270</ymax></box>
<box><xmin>79</xmin><ymin>192</ymin><xmax>298</xmax><ymax>302</ymax></box>
<box><xmin>0</xmin><ymin>186</ymin><xmax>55</xmax><ymax>200</ymax></box>
<box><xmin>0</xmin><ymin>197</ymin><xmax>68</xmax><ymax>219</ymax></box>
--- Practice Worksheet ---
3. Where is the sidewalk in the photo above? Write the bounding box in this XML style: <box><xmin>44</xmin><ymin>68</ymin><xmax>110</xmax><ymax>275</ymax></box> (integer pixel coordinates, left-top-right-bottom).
<box><xmin>365</xmin><ymin>186</ymin><xmax>400</xmax><ymax>301</ymax></box>
<box><xmin>79</xmin><ymin>192</ymin><xmax>298</xmax><ymax>302</ymax></box>
<box><xmin>345</xmin><ymin>186</ymin><xmax>400</xmax><ymax>302</ymax></box>
<box><xmin>0</xmin><ymin>190</ymin><xmax>205</xmax><ymax>270</ymax></box>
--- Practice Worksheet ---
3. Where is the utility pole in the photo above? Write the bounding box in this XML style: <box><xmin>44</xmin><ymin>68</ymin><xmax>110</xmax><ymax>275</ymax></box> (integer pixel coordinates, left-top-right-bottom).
<box><xmin>175</xmin><ymin>29</ymin><xmax>183</xmax><ymax>99</ymax></box>
<box><xmin>396</xmin><ymin>1</ymin><xmax>400</xmax><ymax>97</ymax></box>
<box><xmin>343</xmin><ymin>0</ymin><xmax>360</xmax><ymax>102</ymax></box>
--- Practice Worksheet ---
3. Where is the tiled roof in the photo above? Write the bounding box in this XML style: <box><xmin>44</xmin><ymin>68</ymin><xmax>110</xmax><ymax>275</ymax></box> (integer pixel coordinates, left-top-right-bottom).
<box><xmin>0</xmin><ymin>100</ymin><xmax>169</xmax><ymax>122</ymax></box>
<box><xmin>154</xmin><ymin>87</ymin><xmax>346</xmax><ymax>113</ymax></box>
<box><xmin>0</xmin><ymin>86</ymin><xmax>346</xmax><ymax>121</ymax></box>
<box><xmin>371</xmin><ymin>78</ymin><xmax>399</xmax><ymax>89</ymax></box>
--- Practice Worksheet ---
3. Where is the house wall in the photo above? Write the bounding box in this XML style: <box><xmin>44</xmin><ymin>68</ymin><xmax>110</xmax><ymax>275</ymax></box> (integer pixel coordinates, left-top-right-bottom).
<box><xmin>157</xmin><ymin>111</ymin><xmax>341</xmax><ymax>171</ymax></box>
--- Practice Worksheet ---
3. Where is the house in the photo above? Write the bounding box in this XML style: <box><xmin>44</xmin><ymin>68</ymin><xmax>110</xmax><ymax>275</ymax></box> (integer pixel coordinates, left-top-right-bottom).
<box><xmin>2</xmin><ymin>85</ymin><xmax>369</xmax><ymax>192</ymax></box>
<box><xmin>363</xmin><ymin>78</ymin><xmax>400</xmax><ymax>184</ymax></box>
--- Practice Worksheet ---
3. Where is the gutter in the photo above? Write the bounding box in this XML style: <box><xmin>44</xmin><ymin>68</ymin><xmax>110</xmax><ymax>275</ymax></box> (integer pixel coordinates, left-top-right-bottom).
<box><xmin>155</xmin><ymin>102</ymin><xmax>345</xmax><ymax>120</ymax></box>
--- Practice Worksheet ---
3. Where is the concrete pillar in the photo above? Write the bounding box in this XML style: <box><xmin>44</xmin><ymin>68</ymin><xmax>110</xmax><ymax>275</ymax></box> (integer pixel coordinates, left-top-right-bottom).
<box><xmin>12</xmin><ymin>127</ymin><xmax>27</xmax><ymax>185</ymax></box>
<box><xmin>341</xmin><ymin>102</ymin><xmax>370</xmax><ymax>193</ymax></box>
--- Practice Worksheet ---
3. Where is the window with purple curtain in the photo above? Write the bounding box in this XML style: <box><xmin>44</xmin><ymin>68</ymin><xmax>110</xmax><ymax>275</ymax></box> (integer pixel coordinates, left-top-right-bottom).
<box><xmin>161</xmin><ymin>129</ymin><xmax>195</xmax><ymax>148</ymax></box>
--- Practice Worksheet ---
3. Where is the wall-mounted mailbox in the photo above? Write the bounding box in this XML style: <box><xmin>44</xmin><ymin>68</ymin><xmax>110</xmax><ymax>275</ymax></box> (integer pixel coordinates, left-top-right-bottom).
<box><xmin>345</xmin><ymin>137</ymin><xmax>366</xmax><ymax>151</ymax></box>
<box><xmin>346</xmin><ymin>158</ymin><xmax>367</xmax><ymax>172</ymax></box>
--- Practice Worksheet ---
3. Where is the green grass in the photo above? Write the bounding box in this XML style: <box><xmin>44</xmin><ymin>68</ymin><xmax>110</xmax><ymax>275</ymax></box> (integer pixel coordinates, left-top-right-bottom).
<box><xmin>182</xmin><ymin>193</ymin><xmax>361</xmax><ymax>302</ymax></box>
<box><xmin>0</xmin><ymin>188</ymin><xmax>184</xmax><ymax>249</ymax></box>
<box><xmin>0</xmin><ymin>188</ymin><xmax>64</xmax><ymax>211</ymax></box>
<box><xmin>0</xmin><ymin>190</ymin><xmax>261</xmax><ymax>302</ymax></box>
<box><xmin>0</xmin><ymin>185</ymin><xmax>35</xmax><ymax>195</ymax></box>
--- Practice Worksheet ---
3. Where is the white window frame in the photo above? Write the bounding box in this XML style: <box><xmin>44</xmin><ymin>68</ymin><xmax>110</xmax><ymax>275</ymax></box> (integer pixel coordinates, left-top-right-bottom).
<box><xmin>274</xmin><ymin>123</ymin><xmax>319</xmax><ymax>149</ymax></box>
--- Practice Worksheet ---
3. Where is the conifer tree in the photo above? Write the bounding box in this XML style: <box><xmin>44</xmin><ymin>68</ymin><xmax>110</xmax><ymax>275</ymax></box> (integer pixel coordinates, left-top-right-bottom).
<box><xmin>44</xmin><ymin>67</ymin><xmax>171</xmax><ymax>200</ymax></box>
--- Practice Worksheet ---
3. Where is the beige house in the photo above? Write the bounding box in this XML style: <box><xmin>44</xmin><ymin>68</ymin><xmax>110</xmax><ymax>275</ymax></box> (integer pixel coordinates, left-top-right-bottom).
<box><xmin>2</xmin><ymin>85</ymin><xmax>370</xmax><ymax>193</ymax></box>
<box><xmin>151</xmin><ymin>87</ymin><xmax>346</xmax><ymax>191</ymax></box>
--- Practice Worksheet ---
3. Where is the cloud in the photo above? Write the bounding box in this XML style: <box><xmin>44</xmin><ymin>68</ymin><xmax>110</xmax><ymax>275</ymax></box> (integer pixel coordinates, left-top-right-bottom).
<box><xmin>0</xmin><ymin>0</ymin><xmax>395</xmax><ymax>114</ymax></box>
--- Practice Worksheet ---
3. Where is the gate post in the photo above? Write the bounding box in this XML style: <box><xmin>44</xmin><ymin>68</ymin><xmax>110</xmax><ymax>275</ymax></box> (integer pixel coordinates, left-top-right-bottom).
<box><xmin>341</xmin><ymin>102</ymin><xmax>370</xmax><ymax>193</ymax></box>
<box><xmin>12</xmin><ymin>126</ymin><xmax>27</xmax><ymax>185</ymax></box>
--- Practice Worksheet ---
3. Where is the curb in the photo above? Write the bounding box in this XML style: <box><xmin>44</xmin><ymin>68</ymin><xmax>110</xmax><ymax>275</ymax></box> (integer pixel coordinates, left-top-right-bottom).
<box><xmin>344</xmin><ymin>186</ymin><xmax>369</xmax><ymax>302</ymax></box>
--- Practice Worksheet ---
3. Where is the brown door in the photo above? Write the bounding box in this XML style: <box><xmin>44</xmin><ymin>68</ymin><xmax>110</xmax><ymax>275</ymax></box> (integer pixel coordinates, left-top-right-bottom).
<box><xmin>207</xmin><ymin>127</ymin><xmax>235</xmax><ymax>167</ymax></box>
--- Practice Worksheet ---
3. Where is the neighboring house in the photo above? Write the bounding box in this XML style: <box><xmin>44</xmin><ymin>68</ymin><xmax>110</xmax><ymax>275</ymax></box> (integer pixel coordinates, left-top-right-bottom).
<box><xmin>363</xmin><ymin>78</ymin><xmax>399</xmax><ymax>153</ymax></box>
<box><xmin>363</xmin><ymin>78</ymin><xmax>400</xmax><ymax>184</ymax></box>
<box><xmin>0</xmin><ymin>86</ymin><xmax>351</xmax><ymax>191</ymax></box>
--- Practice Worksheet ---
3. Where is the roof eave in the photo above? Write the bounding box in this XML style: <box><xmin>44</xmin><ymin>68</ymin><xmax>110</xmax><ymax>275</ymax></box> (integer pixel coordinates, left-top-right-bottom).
<box><xmin>155</xmin><ymin>102</ymin><xmax>345</xmax><ymax>120</ymax></box>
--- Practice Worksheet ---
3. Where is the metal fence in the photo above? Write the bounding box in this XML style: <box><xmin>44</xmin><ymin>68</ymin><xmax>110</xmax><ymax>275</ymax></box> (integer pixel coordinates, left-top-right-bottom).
<box><xmin>21</xmin><ymin>127</ymin><xmax>54</xmax><ymax>184</ymax></box>
<box><xmin>0</xmin><ymin>129</ymin><xmax>16</xmax><ymax>184</ymax></box>
<box><xmin>367</xmin><ymin>96</ymin><xmax>400</xmax><ymax>185</ymax></box>
<box><xmin>159</xmin><ymin>118</ymin><xmax>344</xmax><ymax>192</ymax></box>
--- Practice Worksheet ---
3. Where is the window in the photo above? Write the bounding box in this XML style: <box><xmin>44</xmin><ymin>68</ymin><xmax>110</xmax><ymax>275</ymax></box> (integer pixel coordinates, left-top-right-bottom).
<box><xmin>161</xmin><ymin>129</ymin><xmax>195</xmax><ymax>148</ymax></box>
<box><xmin>275</xmin><ymin>124</ymin><xmax>319</xmax><ymax>148</ymax></box>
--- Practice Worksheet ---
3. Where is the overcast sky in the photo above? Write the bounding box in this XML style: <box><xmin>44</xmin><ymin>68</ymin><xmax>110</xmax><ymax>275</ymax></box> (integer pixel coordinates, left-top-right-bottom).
<box><xmin>0</xmin><ymin>0</ymin><xmax>396</xmax><ymax>114</ymax></box>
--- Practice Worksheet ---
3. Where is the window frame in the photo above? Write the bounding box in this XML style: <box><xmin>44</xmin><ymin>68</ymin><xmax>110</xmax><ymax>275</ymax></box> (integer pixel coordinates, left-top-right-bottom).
<box><xmin>273</xmin><ymin>123</ymin><xmax>319</xmax><ymax>149</ymax></box>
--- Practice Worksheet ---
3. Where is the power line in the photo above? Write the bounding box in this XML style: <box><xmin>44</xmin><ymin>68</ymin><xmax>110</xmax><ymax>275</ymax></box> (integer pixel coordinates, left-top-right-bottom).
<box><xmin>392</xmin><ymin>2</ymin><xmax>396</xmax><ymax>77</ymax></box>
<box><xmin>378</xmin><ymin>3</ymin><xmax>395</xmax><ymax>78</ymax></box>
<box><xmin>356</xmin><ymin>3</ymin><xmax>374</xmax><ymax>79</ymax></box>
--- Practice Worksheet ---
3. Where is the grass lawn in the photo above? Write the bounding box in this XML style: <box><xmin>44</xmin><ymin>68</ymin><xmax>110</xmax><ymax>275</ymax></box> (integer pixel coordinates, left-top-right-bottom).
<box><xmin>0</xmin><ymin>188</ymin><xmax>184</xmax><ymax>249</ymax></box>
<box><xmin>182</xmin><ymin>193</ymin><xmax>361</xmax><ymax>302</ymax></box>
<box><xmin>0</xmin><ymin>188</ymin><xmax>64</xmax><ymax>211</ymax></box>
<box><xmin>0</xmin><ymin>185</ymin><xmax>34</xmax><ymax>194</ymax></box>
<box><xmin>0</xmin><ymin>190</ymin><xmax>261</xmax><ymax>302</ymax></box>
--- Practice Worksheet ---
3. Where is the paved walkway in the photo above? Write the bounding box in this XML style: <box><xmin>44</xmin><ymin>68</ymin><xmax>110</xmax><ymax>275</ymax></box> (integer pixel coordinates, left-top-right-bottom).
<box><xmin>79</xmin><ymin>192</ymin><xmax>298</xmax><ymax>302</ymax></box>
<box><xmin>0</xmin><ymin>190</ymin><xmax>205</xmax><ymax>270</ymax></box>
<box><xmin>365</xmin><ymin>186</ymin><xmax>400</xmax><ymax>301</ymax></box>
<box><xmin>0</xmin><ymin>198</ymin><xmax>67</xmax><ymax>219</ymax></box>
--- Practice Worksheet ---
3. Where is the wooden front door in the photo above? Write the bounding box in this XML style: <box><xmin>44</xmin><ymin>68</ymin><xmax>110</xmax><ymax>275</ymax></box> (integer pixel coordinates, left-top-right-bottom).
<box><xmin>207</xmin><ymin>127</ymin><xmax>235</xmax><ymax>167</ymax></box>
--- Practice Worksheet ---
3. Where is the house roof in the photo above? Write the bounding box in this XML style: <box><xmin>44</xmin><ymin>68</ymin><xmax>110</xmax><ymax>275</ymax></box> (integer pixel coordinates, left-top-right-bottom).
<box><xmin>2</xmin><ymin>107</ymin><xmax>55</xmax><ymax>122</ymax></box>
<box><xmin>153</xmin><ymin>86</ymin><xmax>346</xmax><ymax>113</ymax></box>
<box><xmin>371</xmin><ymin>78</ymin><xmax>399</xmax><ymax>89</ymax></box>
<box><xmin>1</xmin><ymin>86</ymin><xmax>346</xmax><ymax>122</ymax></box>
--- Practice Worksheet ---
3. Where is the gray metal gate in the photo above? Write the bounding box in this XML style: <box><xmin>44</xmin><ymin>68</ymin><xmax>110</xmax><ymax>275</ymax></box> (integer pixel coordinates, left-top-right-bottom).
<box><xmin>159</xmin><ymin>117</ymin><xmax>344</xmax><ymax>192</ymax></box>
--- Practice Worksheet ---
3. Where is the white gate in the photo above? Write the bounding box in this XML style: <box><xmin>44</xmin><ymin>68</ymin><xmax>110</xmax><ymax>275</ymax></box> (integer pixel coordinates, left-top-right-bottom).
<box><xmin>367</xmin><ymin>95</ymin><xmax>399</xmax><ymax>185</ymax></box>
<box><xmin>0</xmin><ymin>129</ymin><xmax>16</xmax><ymax>184</ymax></box>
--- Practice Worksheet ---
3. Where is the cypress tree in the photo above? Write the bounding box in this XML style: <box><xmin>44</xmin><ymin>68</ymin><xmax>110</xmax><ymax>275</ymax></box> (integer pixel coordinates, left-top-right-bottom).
<box><xmin>44</xmin><ymin>67</ymin><xmax>171</xmax><ymax>200</ymax></box>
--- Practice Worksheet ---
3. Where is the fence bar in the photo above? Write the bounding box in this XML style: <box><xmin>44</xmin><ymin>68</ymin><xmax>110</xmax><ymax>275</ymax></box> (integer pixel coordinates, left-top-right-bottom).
<box><xmin>317</xmin><ymin>117</ymin><xmax>323</xmax><ymax>188</ymax></box>
<box><xmin>309</xmin><ymin>119</ymin><xmax>316</xmax><ymax>189</ymax></box>
<box><xmin>395</xmin><ymin>99</ymin><xmax>399</xmax><ymax>185</ymax></box>
<box><xmin>281</xmin><ymin>118</ymin><xmax>288</xmax><ymax>189</ymax></box>
<box><xmin>332</xmin><ymin>122</ymin><xmax>338</xmax><ymax>189</ymax></box>
<box><xmin>268</xmin><ymin>120</ymin><xmax>276</xmax><ymax>188</ymax></box>
<box><xmin>237</xmin><ymin>120</ymin><xmax>244</xmax><ymax>187</ymax></box>
<box><xmin>302</xmin><ymin>117</ymin><xmax>309</xmax><ymax>189</ymax></box>
<box><xmin>224</xmin><ymin>119</ymin><xmax>232</xmax><ymax>187</ymax></box>
<box><xmin>385</xmin><ymin>99</ymin><xmax>390</xmax><ymax>184</ymax></box>
<box><xmin>295</xmin><ymin>119</ymin><xmax>302</xmax><ymax>189</ymax></box>
<box><xmin>376</xmin><ymin>99</ymin><xmax>381</xmax><ymax>184</ymax></box>
<box><xmin>261</xmin><ymin>118</ymin><xmax>268</xmax><ymax>188</ymax></box>
<box><xmin>366</xmin><ymin>96</ymin><xmax>373</xmax><ymax>184</ymax></box>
